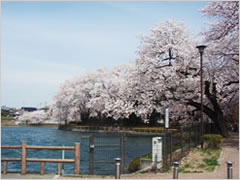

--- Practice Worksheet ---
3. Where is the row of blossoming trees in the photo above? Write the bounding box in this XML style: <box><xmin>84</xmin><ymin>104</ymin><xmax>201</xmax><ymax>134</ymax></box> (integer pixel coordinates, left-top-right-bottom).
<box><xmin>19</xmin><ymin>2</ymin><xmax>238</xmax><ymax>137</ymax></box>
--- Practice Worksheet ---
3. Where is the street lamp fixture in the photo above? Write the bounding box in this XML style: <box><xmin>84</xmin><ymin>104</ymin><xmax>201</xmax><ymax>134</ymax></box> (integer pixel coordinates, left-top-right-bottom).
<box><xmin>196</xmin><ymin>45</ymin><xmax>207</xmax><ymax>54</ymax></box>
<box><xmin>196</xmin><ymin>45</ymin><xmax>207</xmax><ymax>148</ymax></box>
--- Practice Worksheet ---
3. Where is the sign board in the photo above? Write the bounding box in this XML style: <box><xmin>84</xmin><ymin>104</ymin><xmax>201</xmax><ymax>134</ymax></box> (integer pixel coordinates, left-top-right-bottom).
<box><xmin>152</xmin><ymin>137</ymin><xmax>162</xmax><ymax>163</ymax></box>
<box><xmin>165</xmin><ymin>108</ymin><xmax>169</xmax><ymax>128</ymax></box>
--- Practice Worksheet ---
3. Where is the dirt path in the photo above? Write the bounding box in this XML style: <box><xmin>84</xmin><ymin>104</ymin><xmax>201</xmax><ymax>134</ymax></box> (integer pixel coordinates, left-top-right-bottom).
<box><xmin>121</xmin><ymin>132</ymin><xmax>239</xmax><ymax>179</ymax></box>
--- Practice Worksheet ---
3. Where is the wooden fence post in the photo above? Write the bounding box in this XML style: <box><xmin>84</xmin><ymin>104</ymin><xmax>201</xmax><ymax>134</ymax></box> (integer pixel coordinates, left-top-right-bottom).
<box><xmin>40</xmin><ymin>162</ymin><xmax>45</xmax><ymax>175</ymax></box>
<box><xmin>3</xmin><ymin>160</ymin><xmax>7</xmax><ymax>174</ymax></box>
<box><xmin>74</xmin><ymin>143</ymin><xmax>80</xmax><ymax>174</ymax></box>
<box><xmin>21</xmin><ymin>141</ymin><xmax>27</xmax><ymax>175</ymax></box>
<box><xmin>57</xmin><ymin>163</ymin><xmax>61</xmax><ymax>175</ymax></box>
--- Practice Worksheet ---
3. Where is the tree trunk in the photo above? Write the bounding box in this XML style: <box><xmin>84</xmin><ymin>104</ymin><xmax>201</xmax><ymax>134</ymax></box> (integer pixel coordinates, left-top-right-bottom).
<box><xmin>187</xmin><ymin>80</ymin><xmax>230</xmax><ymax>137</ymax></box>
<box><xmin>187</xmin><ymin>101</ymin><xmax>229</xmax><ymax>137</ymax></box>
<box><xmin>204</xmin><ymin>81</ymin><xmax>229</xmax><ymax>137</ymax></box>
<box><xmin>215</xmin><ymin>113</ymin><xmax>229</xmax><ymax>137</ymax></box>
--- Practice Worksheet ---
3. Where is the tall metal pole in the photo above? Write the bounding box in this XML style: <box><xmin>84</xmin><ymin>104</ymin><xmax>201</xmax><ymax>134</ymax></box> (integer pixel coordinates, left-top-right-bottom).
<box><xmin>200</xmin><ymin>51</ymin><xmax>204</xmax><ymax>148</ymax></box>
<box><xmin>196</xmin><ymin>45</ymin><xmax>207</xmax><ymax>149</ymax></box>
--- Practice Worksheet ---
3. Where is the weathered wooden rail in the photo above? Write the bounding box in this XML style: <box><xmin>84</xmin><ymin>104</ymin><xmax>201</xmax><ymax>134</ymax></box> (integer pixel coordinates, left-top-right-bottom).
<box><xmin>1</xmin><ymin>141</ymin><xmax>80</xmax><ymax>175</ymax></box>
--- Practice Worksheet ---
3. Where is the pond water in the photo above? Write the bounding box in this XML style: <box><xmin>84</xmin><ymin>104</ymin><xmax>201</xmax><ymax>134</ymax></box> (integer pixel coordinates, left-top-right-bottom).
<box><xmin>1</xmin><ymin>126</ymin><xmax>157</xmax><ymax>175</ymax></box>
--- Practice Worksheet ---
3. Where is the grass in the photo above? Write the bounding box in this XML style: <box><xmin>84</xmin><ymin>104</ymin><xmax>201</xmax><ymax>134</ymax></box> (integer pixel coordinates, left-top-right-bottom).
<box><xmin>143</xmin><ymin>152</ymin><xmax>152</xmax><ymax>160</ymax></box>
<box><xmin>197</xmin><ymin>163</ymin><xmax>207</xmax><ymax>168</ymax></box>
<box><xmin>203</xmin><ymin>157</ymin><xmax>219</xmax><ymax>166</ymax></box>
<box><xmin>1</xmin><ymin>116</ymin><xmax>15</xmax><ymax>121</ymax></box>
<box><xmin>178</xmin><ymin>147</ymin><xmax>222</xmax><ymax>173</ymax></box>
<box><xmin>207</xmin><ymin>166</ymin><xmax>216</xmax><ymax>172</ymax></box>
<box><xmin>179</xmin><ymin>169</ymin><xmax>204</xmax><ymax>173</ymax></box>
<box><xmin>1</xmin><ymin>116</ymin><xmax>16</xmax><ymax>126</ymax></box>
<box><xmin>184</xmin><ymin>163</ymin><xmax>193</xmax><ymax>169</ymax></box>
<box><xmin>200</xmin><ymin>148</ymin><xmax>213</xmax><ymax>156</ymax></box>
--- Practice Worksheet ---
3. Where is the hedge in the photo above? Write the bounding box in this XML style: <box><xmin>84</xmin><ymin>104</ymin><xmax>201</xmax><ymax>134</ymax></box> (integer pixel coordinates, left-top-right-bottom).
<box><xmin>202</xmin><ymin>134</ymin><xmax>223</xmax><ymax>149</ymax></box>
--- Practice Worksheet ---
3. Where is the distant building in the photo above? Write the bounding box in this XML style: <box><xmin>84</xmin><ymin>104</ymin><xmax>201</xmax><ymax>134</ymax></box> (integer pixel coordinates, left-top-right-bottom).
<box><xmin>21</xmin><ymin>107</ymin><xmax>37</xmax><ymax>112</ymax></box>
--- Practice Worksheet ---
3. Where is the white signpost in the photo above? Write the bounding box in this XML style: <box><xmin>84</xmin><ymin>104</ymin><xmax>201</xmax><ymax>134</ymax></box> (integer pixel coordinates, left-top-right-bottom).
<box><xmin>165</xmin><ymin>108</ymin><xmax>169</xmax><ymax>129</ymax></box>
<box><xmin>163</xmin><ymin>108</ymin><xmax>169</xmax><ymax>171</ymax></box>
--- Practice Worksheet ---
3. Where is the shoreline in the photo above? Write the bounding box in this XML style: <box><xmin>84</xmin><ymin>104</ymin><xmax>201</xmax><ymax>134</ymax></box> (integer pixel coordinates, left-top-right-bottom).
<box><xmin>1</xmin><ymin>123</ymin><xmax>166</xmax><ymax>136</ymax></box>
<box><xmin>59</xmin><ymin>125</ymin><xmax>166</xmax><ymax>136</ymax></box>
<box><xmin>1</xmin><ymin>123</ymin><xmax>58</xmax><ymax>127</ymax></box>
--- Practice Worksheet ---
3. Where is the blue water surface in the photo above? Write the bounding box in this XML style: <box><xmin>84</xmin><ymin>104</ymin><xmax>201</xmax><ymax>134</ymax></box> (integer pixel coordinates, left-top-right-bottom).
<box><xmin>1</xmin><ymin>126</ymin><xmax>154</xmax><ymax>175</ymax></box>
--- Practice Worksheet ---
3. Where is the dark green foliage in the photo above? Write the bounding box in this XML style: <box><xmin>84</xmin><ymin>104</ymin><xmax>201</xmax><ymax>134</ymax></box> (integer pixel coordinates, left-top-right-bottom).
<box><xmin>122</xmin><ymin>113</ymin><xmax>144</xmax><ymax>127</ymax></box>
<box><xmin>127</xmin><ymin>152</ymin><xmax>152</xmax><ymax>173</ymax></box>
<box><xmin>1</xmin><ymin>110</ymin><xmax>10</xmax><ymax>117</ymax></box>
<box><xmin>1</xmin><ymin>109</ymin><xmax>15</xmax><ymax>120</ymax></box>
<box><xmin>149</xmin><ymin>109</ymin><xmax>162</xmax><ymax>126</ymax></box>
<box><xmin>172</xmin><ymin>144</ymin><xmax>181</xmax><ymax>152</ymax></box>
<box><xmin>128</xmin><ymin>157</ymin><xmax>141</xmax><ymax>173</ymax></box>
<box><xmin>202</xmin><ymin>134</ymin><xmax>223</xmax><ymax>149</ymax></box>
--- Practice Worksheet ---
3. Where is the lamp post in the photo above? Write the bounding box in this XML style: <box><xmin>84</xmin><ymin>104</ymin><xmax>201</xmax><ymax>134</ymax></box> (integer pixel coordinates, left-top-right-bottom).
<box><xmin>196</xmin><ymin>45</ymin><xmax>207</xmax><ymax>148</ymax></box>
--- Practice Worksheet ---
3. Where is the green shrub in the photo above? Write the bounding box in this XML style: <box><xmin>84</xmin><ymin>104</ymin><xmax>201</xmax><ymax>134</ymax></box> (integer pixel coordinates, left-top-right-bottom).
<box><xmin>127</xmin><ymin>152</ymin><xmax>152</xmax><ymax>173</ymax></box>
<box><xmin>128</xmin><ymin>157</ymin><xmax>141</xmax><ymax>173</ymax></box>
<box><xmin>143</xmin><ymin>152</ymin><xmax>152</xmax><ymax>160</ymax></box>
<box><xmin>202</xmin><ymin>134</ymin><xmax>223</xmax><ymax>149</ymax></box>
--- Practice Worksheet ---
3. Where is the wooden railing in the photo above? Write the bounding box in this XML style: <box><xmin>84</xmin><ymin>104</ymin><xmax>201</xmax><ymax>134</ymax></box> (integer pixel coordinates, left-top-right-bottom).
<box><xmin>1</xmin><ymin>141</ymin><xmax>80</xmax><ymax>175</ymax></box>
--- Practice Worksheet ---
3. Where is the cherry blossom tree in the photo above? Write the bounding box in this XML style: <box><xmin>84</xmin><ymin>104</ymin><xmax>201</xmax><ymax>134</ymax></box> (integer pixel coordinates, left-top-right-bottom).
<box><xmin>200</xmin><ymin>1</ymin><xmax>239</xmax><ymax>103</ymax></box>
<box><xmin>49</xmin><ymin>73</ymin><xmax>98</xmax><ymax>125</ymax></box>
<box><xmin>17</xmin><ymin>110</ymin><xmax>48</xmax><ymax>124</ymax></box>
<box><xmin>49</xmin><ymin>2</ymin><xmax>238</xmax><ymax>137</ymax></box>
<box><xmin>117</xmin><ymin>19</ymin><xmax>200</xmax><ymax>125</ymax></box>
<box><xmin>118</xmin><ymin>16</ymin><xmax>237</xmax><ymax>136</ymax></box>
<box><xmin>195</xmin><ymin>1</ymin><xmax>239</xmax><ymax>137</ymax></box>
<box><xmin>88</xmin><ymin>65</ymin><xmax>130</xmax><ymax>120</ymax></box>
<box><xmin>49</xmin><ymin>66</ymin><xmax>128</xmax><ymax>124</ymax></box>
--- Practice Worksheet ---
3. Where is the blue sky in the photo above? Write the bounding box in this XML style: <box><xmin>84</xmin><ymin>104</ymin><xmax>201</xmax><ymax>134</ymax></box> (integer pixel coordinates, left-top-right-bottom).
<box><xmin>1</xmin><ymin>1</ymin><xmax>208</xmax><ymax>109</ymax></box>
